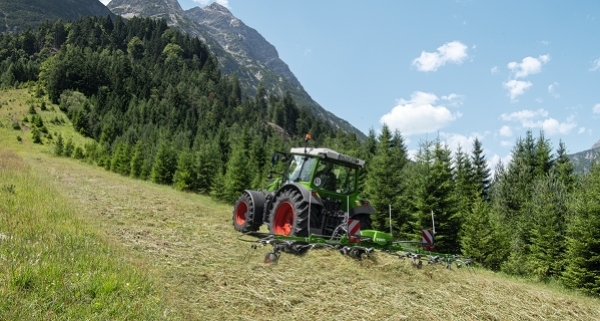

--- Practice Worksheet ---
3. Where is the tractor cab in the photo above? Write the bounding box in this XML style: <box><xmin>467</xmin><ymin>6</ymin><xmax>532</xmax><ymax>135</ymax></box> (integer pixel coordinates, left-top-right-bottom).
<box><xmin>285</xmin><ymin>148</ymin><xmax>362</xmax><ymax>197</ymax></box>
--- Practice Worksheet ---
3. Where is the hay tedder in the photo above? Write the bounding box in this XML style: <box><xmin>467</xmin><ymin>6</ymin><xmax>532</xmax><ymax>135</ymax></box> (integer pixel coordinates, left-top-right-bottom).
<box><xmin>232</xmin><ymin>135</ymin><xmax>471</xmax><ymax>268</ymax></box>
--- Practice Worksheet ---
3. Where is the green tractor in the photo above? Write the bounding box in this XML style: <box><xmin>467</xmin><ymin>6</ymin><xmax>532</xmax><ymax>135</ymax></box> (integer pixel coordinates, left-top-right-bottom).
<box><xmin>232</xmin><ymin>137</ymin><xmax>374</xmax><ymax>237</ymax></box>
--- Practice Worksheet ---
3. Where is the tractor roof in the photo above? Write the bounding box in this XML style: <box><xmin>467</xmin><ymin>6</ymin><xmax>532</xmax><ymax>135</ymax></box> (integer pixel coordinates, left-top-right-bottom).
<box><xmin>289</xmin><ymin>147</ymin><xmax>365</xmax><ymax>168</ymax></box>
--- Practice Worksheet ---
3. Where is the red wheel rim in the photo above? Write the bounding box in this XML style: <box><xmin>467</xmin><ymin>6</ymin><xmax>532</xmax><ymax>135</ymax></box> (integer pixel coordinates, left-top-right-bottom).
<box><xmin>235</xmin><ymin>201</ymin><xmax>248</xmax><ymax>226</ymax></box>
<box><xmin>273</xmin><ymin>202</ymin><xmax>294</xmax><ymax>236</ymax></box>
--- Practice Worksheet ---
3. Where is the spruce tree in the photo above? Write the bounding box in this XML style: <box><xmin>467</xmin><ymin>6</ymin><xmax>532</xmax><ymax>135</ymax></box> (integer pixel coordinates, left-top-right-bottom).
<box><xmin>460</xmin><ymin>197</ymin><xmax>492</xmax><ymax>265</ymax></box>
<box><xmin>470</xmin><ymin>138</ymin><xmax>491</xmax><ymax>200</ymax></box>
<box><xmin>561</xmin><ymin>164</ymin><xmax>600</xmax><ymax>294</ymax></box>
<box><xmin>222</xmin><ymin>131</ymin><xmax>252</xmax><ymax>203</ymax></box>
<box><xmin>173</xmin><ymin>151</ymin><xmax>196</xmax><ymax>191</ymax></box>
<box><xmin>411</xmin><ymin>140</ymin><xmax>458</xmax><ymax>253</ymax></box>
<box><xmin>54</xmin><ymin>133</ymin><xmax>64</xmax><ymax>156</ymax></box>
<box><xmin>130</xmin><ymin>141</ymin><xmax>144</xmax><ymax>179</ymax></box>
<box><xmin>552</xmin><ymin>140</ymin><xmax>575</xmax><ymax>191</ymax></box>
<box><xmin>364</xmin><ymin>125</ymin><xmax>408</xmax><ymax>234</ymax></box>
<box><xmin>526</xmin><ymin>175</ymin><xmax>568</xmax><ymax>280</ymax></box>
<box><xmin>151</xmin><ymin>141</ymin><xmax>177</xmax><ymax>185</ymax></box>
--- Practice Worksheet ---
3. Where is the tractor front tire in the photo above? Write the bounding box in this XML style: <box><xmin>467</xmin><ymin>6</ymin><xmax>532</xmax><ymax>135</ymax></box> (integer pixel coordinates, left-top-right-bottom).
<box><xmin>268</xmin><ymin>188</ymin><xmax>309</xmax><ymax>237</ymax></box>
<box><xmin>233</xmin><ymin>192</ymin><xmax>261</xmax><ymax>233</ymax></box>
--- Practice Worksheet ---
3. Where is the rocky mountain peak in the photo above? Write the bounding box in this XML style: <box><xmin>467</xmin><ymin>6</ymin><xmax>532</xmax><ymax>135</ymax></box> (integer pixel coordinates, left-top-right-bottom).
<box><xmin>108</xmin><ymin>0</ymin><xmax>186</xmax><ymax>26</ymax></box>
<box><xmin>203</xmin><ymin>2</ymin><xmax>234</xmax><ymax>17</ymax></box>
<box><xmin>592</xmin><ymin>139</ymin><xmax>600</xmax><ymax>150</ymax></box>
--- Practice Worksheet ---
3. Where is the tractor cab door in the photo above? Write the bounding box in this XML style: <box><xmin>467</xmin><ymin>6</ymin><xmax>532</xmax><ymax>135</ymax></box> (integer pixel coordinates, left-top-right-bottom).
<box><xmin>285</xmin><ymin>155</ymin><xmax>317</xmax><ymax>184</ymax></box>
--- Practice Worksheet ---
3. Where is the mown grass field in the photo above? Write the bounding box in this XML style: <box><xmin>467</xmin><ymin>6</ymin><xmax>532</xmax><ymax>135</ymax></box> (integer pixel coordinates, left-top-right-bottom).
<box><xmin>1</xmin><ymin>87</ymin><xmax>600</xmax><ymax>320</ymax></box>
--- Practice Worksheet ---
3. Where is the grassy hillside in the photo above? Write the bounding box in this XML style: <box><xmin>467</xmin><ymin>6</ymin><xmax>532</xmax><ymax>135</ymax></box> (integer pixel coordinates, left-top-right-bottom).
<box><xmin>1</xmin><ymin>87</ymin><xmax>600</xmax><ymax>320</ymax></box>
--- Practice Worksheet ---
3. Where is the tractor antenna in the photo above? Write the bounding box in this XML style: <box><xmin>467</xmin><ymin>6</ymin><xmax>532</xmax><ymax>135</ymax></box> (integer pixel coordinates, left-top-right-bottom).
<box><xmin>389</xmin><ymin>204</ymin><xmax>393</xmax><ymax>235</ymax></box>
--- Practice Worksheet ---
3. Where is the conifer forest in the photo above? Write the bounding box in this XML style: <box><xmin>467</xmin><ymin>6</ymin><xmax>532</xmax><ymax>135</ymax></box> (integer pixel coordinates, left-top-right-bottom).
<box><xmin>1</xmin><ymin>15</ymin><xmax>599</xmax><ymax>295</ymax></box>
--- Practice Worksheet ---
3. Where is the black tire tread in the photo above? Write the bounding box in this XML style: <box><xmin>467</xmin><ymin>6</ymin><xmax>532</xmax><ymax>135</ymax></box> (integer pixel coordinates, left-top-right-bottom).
<box><xmin>232</xmin><ymin>192</ymin><xmax>261</xmax><ymax>233</ymax></box>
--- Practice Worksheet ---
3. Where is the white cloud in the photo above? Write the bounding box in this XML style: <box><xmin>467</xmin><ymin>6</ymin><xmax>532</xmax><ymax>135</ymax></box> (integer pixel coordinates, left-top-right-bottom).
<box><xmin>503</xmin><ymin>79</ymin><xmax>532</xmax><ymax>101</ymax></box>
<box><xmin>439</xmin><ymin>132</ymin><xmax>483</xmax><ymax>155</ymax></box>
<box><xmin>590</xmin><ymin>58</ymin><xmax>600</xmax><ymax>72</ymax></box>
<box><xmin>578</xmin><ymin>127</ymin><xmax>586</xmax><ymax>134</ymax></box>
<box><xmin>380</xmin><ymin>91</ymin><xmax>461</xmax><ymax>136</ymax></box>
<box><xmin>491</xmin><ymin>66</ymin><xmax>499</xmax><ymax>75</ymax></box>
<box><xmin>501</xmin><ymin>109</ymin><xmax>549</xmax><ymax>122</ymax></box>
<box><xmin>499</xmin><ymin>125</ymin><xmax>513</xmax><ymax>137</ymax></box>
<box><xmin>507</xmin><ymin>54</ymin><xmax>550</xmax><ymax>78</ymax></box>
<box><xmin>411</xmin><ymin>41</ymin><xmax>468</xmax><ymax>72</ymax></box>
<box><xmin>500</xmin><ymin>140</ymin><xmax>513</xmax><ymax>147</ymax></box>
<box><xmin>548</xmin><ymin>82</ymin><xmax>560</xmax><ymax>98</ymax></box>
<box><xmin>540</xmin><ymin>40</ymin><xmax>550</xmax><ymax>46</ymax></box>
<box><xmin>593</xmin><ymin>103</ymin><xmax>600</xmax><ymax>114</ymax></box>
<box><xmin>100</xmin><ymin>0</ymin><xmax>110</xmax><ymax>4</ymax></box>
<box><xmin>501</xmin><ymin>109</ymin><xmax>577</xmax><ymax>135</ymax></box>
<box><xmin>193</xmin><ymin>0</ymin><xmax>231</xmax><ymax>8</ymax></box>
<box><xmin>441</xmin><ymin>93</ymin><xmax>465</xmax><ymax>107</ymax></box>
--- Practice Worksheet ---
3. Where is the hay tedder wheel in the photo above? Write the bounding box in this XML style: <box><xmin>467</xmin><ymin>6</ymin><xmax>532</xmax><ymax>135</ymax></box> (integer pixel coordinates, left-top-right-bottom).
<box><xmin>268</xmin><ymin>188</ymin><xmax>309</xmax><ymax>237</ymax></box>
<box><xmin>232</xmin><ymin>192</ymin><xmax>261</xmax><ymax>233</ymax></box>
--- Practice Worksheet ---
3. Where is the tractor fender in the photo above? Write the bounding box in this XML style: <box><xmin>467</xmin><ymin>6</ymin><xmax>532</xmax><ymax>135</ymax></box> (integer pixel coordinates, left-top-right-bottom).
<box><xmin>274</xmin><ymin>183</ymin><xmax>323</xmax><ymax>207</ymax></box>
<box><xmin>244</xmin><ymin>190</ymin><xmax>266</xmax><ymax>225</ymax></box>
<box><xmin>349</xmin><ymin>204</ymin><xmax>375</xmax><ymax>218</ymax></box>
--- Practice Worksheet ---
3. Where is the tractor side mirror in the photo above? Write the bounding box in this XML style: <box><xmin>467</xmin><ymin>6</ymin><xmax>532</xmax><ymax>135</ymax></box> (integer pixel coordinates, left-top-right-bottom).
<box><xmin>270</xmin><ymin>153</ymin><xmax>280</xmax><ymax>167</ymax></box>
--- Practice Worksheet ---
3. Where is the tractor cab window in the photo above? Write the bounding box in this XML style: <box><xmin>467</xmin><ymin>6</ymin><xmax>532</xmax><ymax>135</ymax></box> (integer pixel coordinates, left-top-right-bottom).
<box><xmin>313</xmin><ymin>161</ymin><xmax>357</xmax><ymax>194</ymax></box>
<box><xmin>286</xmin><ymin>155</ymin><xmax>317</xmax><ymax>183</ymax></box>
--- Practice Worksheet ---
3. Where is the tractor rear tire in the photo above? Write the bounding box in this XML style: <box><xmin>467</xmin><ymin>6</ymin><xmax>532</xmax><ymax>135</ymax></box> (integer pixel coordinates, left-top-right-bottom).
<box><xmin>355</xmin><ymin>214</ymin><xmax>372</xmax><ymax>230</ymax></box>
<box><xmin>232</xmin><ymin>192</ymin><xmax>261</xmax><ymax>233</ymax></box>
<box><xmin>268</xmin><ymin>188</ymin><xmax>309</xmax><ymax>237</ymax></box>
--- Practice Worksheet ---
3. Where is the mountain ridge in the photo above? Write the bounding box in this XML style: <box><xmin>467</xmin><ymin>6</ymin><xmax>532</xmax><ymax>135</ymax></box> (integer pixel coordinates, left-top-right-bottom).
<box><xmin>107</xmin><ymin>0</ymin><xmax>365</xmax><ymax>139</ymax></box>
<box><xmin>0</xmin><ymin>0</ymin><xmax>114</xmax><ymax>33</ymax></box>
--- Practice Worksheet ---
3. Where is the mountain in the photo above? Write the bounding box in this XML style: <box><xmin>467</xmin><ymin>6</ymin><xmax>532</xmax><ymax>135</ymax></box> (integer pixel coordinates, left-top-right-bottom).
<box><xmin>107</xmin><ymin>0</ymin><xmax>365</xmax><ymax>139</ymax></box>
<box><xmin>568</xmin><ymin>140</ymin><xmax>600</xmax><ymax>173</ymax></box>
<box><xmin>0</xmin><ymin>0</ymin><xmax>113</xmax><ymax>33</ymax></box>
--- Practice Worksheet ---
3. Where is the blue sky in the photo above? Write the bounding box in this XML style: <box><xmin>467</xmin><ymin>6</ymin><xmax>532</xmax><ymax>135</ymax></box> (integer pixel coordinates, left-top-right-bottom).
<box><xmin>104</xmin><ymin>0</ymin><xmax>600</xmax><ymax>167</ymax></box>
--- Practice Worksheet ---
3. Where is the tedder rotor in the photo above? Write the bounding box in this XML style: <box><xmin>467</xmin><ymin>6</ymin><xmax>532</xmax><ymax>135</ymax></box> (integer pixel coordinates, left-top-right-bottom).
<box><xmin>232</xmin><ymin>134</ymin><xmax>471</xmax><ymax>268</ymax></box>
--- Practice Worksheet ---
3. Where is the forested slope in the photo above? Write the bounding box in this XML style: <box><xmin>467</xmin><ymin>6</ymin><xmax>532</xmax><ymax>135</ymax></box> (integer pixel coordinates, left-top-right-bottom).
<box><xmin>2</xmin><ymin>15</ymin><xmax>600</xmax><ymax>296</ymax></box>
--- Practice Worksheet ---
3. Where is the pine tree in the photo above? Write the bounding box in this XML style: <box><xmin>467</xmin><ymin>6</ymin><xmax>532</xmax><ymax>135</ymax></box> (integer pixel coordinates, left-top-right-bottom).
<box><xmin>411</xmin><ymin>140</ymin><xmax>458</xmax><ymax>253</ymax></box>
<box><xmin>460</xmin><ymin>197</ymin><xmax>492</xmax><ymax>265</ymax></box>
<box><xmin>364</xmin><ymin>125</ymin><xmax>408</xmax><ymax>234</ymax></box>
<box><xmin>470</xmin><ymin>138</ymin><xmax>491</xmax><ymax>200</ymax></box>
<box><xmin>561</xmin><ymin>164</ymin><xmax>600</xmax><ymax>294</ymax></box>
<box><xmin>195</xmin><ymin>142</ymin><xmax>220</xmax><ymax>195</ymax></box>
<box><xmin>173</xmin><ymin>151</ymin><xmax>196</xmax><ymax>191</ymax></box>
<box><xmin>552</xmin><ymin>140</ymin><xmax>576</xmax><ymax>191</ymax></box>
<box><xmin>151</xmin><ymin>141</ymin><xmax>177</xmax><ymax>185</ymax></box>
<box><xmin>54</xmin><ymin>133</ymin><xmax>64</xmax><ymax>156</ymax></box>
<box><xmin>526</xmin><ymin>175</ymin><xmax>568</xmax><ymax>280</ymax></box>
<box><xmin>222</xmin><ymin>131</ymin><xmax>252</xmax><ymax>203</ymax></box>
<box><xmin>130</xmin><ymin>141</ymin><xmax>144</xmax><ymax>179</ymax></box>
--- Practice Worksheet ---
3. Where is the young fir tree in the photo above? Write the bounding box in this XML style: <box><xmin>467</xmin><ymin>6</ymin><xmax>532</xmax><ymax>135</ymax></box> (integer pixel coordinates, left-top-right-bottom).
<box><xmin>526</xmin><ymin>175</ymin><xmax>568</xmax><ymax>280</ymax></box>
<box><xmin>54</xmin><ymin>133</ymin><xmax>64</xmax><ymax>156</ymax></box>
<box><xmin>222</xmin><ymin>130</ymin><xmax>252</xmax><ymax>203</ymax></box>
<box><xmin>460</xmin><ymin>196</ymin><xmax>493</xmax><ymax>265</ymax></box>
<box><xmin>552</xmin><ymin>140</ymin><xmax>576</xmax><ymax>192</ymax></box>
<box><xmin>173</xmin><ymin>151</ymin><xmax>196</xmax><ymax>191</ymax></box>
<box><xmin>561</xmin><ymin>163</ymin><xmax>600</xmax><ymax>295</ymax></box>
<box><xmin>64</xmin><ymin>138</ymin><xmax>74</xmax><ymax>156</ymax></box>
<box><xmin>151</xmin><ymin>141</ymin><xmax>177</xmax><ymax>185</ymax></box>
<box><xmin>363</xmin><ymin>124</ymin><xmax>408</xmax><ymax>234</ymax></box>
<box><xmin>470</xmin><ymin>138</ymin><xmax>491</xmax><ymax>201</ymax></box>
<box><xmin>411</xmin><ymin>140</ymin><xmax>458</xmax><ymax>253</ymax></box>
<box><xmin>130</xmin><ymin>141</ymin><xmax>144</xmax><ymax>179</ymax></box>
<box><xmin>195</xmin><ymin>142</ymin><xmax>221</xmax><ymax>195</ymax></box>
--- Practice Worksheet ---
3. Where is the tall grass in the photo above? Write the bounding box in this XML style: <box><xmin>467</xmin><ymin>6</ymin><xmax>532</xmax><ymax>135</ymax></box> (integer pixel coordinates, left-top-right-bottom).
<box><xmin>0</xmin><ymin>151</ymin><xmax>168</xmax><ymax>320</ymax></box>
